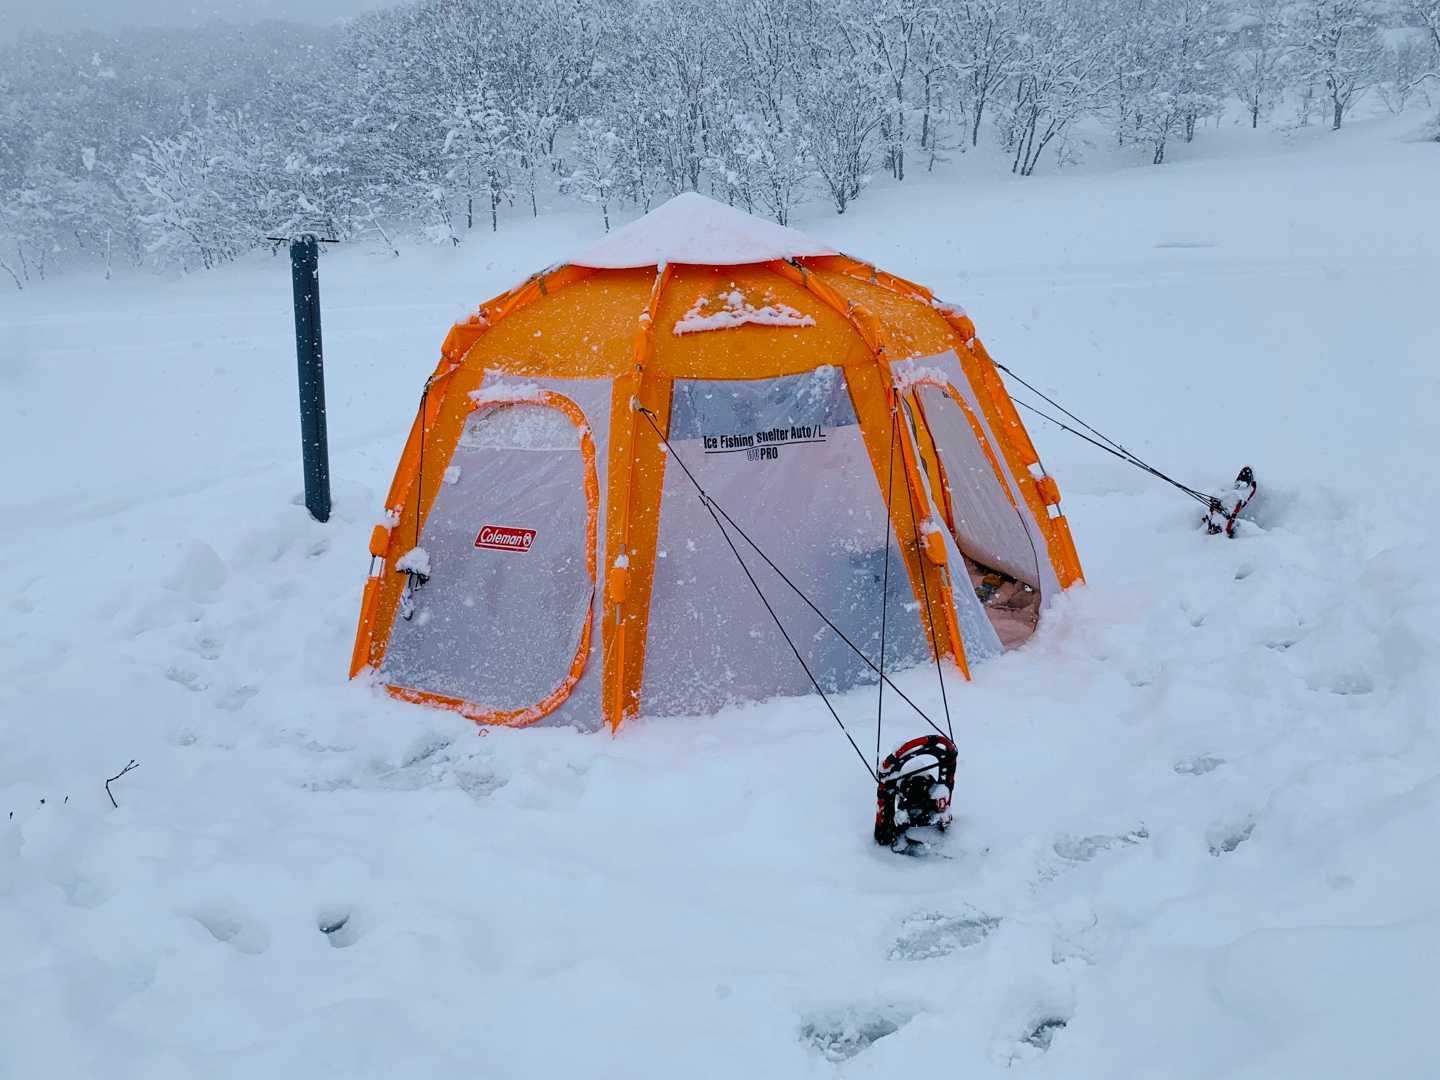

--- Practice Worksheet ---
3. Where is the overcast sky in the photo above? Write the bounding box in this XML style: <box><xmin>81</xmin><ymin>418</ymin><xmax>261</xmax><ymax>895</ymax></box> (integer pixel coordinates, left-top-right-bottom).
<box><xmin>0</xmin><ymin>0</ymin><xmax>396</xmax><ymax>39</ymax></box>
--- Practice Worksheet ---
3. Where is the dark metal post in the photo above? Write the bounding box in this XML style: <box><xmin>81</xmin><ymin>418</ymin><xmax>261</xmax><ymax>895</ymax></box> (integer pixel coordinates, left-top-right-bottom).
<box><xmin>290</xmin><ymin>234</ymin><xmax>331</xmax><ymax>522</ymax></box>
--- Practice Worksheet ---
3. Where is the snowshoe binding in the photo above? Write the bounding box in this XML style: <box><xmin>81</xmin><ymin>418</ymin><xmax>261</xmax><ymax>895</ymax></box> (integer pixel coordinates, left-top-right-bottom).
<box><xmin>1204</xmin><ymin>465</ymin><xmax>1257</xmax><ymax>538</ymax></box>
<box><xmin>874</xmin><ymin>734</ymin><xmax>958</xmax><ymax>854</ymax></box>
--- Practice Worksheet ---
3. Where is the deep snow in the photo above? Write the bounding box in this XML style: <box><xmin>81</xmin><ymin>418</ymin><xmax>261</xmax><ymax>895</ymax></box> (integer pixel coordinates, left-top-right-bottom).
<box><xmin>2</xmin><ymin>117</ymin><xmax>1438</xmax><ymax>1079</ymax></box>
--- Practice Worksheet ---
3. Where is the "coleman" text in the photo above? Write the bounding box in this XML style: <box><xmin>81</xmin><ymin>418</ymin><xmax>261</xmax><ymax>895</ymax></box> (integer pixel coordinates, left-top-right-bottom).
<box><xmin>474</xmin><ymin>525</ymin><xmax>537</xmax><ymax>552</ymax></box>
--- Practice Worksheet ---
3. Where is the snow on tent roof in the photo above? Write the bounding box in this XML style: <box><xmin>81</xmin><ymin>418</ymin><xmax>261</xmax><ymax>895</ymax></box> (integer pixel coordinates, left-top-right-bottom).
<box><xmin>569</xmin><ymin>191</ymin><xmax>838</xmax><ymax>269</ymax></box>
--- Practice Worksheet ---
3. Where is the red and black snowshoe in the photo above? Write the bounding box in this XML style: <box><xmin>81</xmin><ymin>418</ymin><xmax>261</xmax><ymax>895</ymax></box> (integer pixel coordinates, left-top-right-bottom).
<box><xmin>1204</xmin><ymin>466</ymin><xmax>1257</xmax><ymax>538</ymax></box>
<box><xmin>874</xmin><ymin>734</ymin><xmax>958</xmax><ymax>852</ymax></box>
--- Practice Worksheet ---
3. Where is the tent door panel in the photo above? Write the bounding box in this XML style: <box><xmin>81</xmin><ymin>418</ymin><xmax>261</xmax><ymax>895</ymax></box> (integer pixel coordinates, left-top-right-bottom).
<box><xmin>911</xmin><ymin>385</ymin><xmax>1041</xmax><ymax>650</ymax></box>
<box><xmin>913</xmin><ymin>386</ymin><xmax>1039</xmax><ymax>587</ymax></box>
<box><xmin>380</xmin><ymin>400</ymin><xmax>596</xmax><ymax>717</ymax></box>
<box><xmin>641</xmin><ymin>368</ymin><xmax>930</xmax><ymax>717</ymax></box>
<box><xmin>896</xmin><ymin>396</ymin><xmax>1005</xmax><ymax>666</ymax></box>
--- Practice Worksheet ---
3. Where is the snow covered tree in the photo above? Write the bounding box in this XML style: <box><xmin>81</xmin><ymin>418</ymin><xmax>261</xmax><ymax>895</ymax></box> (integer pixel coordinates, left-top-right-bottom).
<box><xmin>1000</xmin><ymin>0</ymin><xmax>1114</xmax><ymax>175</ymax></box>
<box><xmin>796</xmin><ymin>75</ymin><xmax>883</xmax><ymax>212</ymax></box>
<box><xmin>565</xmin><ymin>118</ymin><xmax>622</xmax><ymax>230</ymax></box>
<box><xmin>1410</xmin><ymin>0</ymin><xmax>1440</xmax><ymax>72</ymax></box>
<box><xmin>1231</xmin><ymin>0</ymin><xmax>1291</xmax><ymax>127</ymax></box>
<box><xmin>910</xmin><ymin>9</ymin><xmax>957</xmax><ymax>168</ymax></box>
<box><xmin>704</xmin><ymin>104</ymin><xmax>764</xmax><ymax>216</ymax></box>
<box><xmin>723</xmin><ymin>0</ymin><xmax>803</xmax><ymax>129</ymax></box>
<box><xmin>1376</xmin><ymin>28</ymin><xmax>1436</xmax><ymax>113</ymax></box>
<box><xmin>854</xmin><ymin>0</ymin><xmax>939</xmax><ymax>182</ymax></box>
<box><xmin>1175</xmin><ymin>0</ymin><xmax>1230</xmax><ymax>142</ymax></box>
<box><xmin>511</xmin><ymin>108</ymin><xmax>559</xmax><ymax>218</ymax></box>
<box><xmin>708</xmin><ymin>107</ymin><xmax>813</xmax><ymax>224</ymax></box>
<box><xmin>1391</xmin><ymin>0</ymin><xmax>1440</xmax><ymax>131</ymax></box>
<box><xmin>445</xmin><ymin>90</ymin><xmax>513</xmax><ymax>232</ymax></box>
<box><xmin>794</xmin><ymin>21</ymin><xmax>885</xmax><ymax>212</ymax></box>
<box><xmin>1111</xmin><ymin>0</ymin><xmax>1227</xmax><ymax>163</ymax></box>
<box><xmin>952</xmin><ymin>0</ymin><xmax>1020</xmax><ymax>147</ymax></box>
<box><xmin>1288</xmin><ymin>0</ymin><xmax>1384</xmax><ymax>129</ymax></box>
<box><xmin>15</xmin><ymin>0</ymin><xmax>1430</xmax><ymax>277</ymax></box>
<box><xmin>0</xmin><ymin>179</ymin><xmax>59</xmax><ymax>287</ymax></box>
<box><xmin>124</xmin><ymin>107</ymin><xmax>285</xmax><ymax>271</ymax></box>
<box><xmin>752</xmin><ymin>113</ymin><xmax>814</xmax><ymax>224</ymax></box>
<box><xmin>712</xmin><ymin>0</ymin><xmax>818</xmax><ymax>214</ymax></box>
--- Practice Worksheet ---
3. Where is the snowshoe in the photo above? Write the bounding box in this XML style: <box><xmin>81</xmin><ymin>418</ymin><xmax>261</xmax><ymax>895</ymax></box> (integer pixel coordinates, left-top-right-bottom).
<box><xmin>874</xmin><ymin>734</ymin><xmax>958</xmax><ymax>852</ymax></box>
<box><xmin>1204</xmin><ymin>465</ymin><xmax>1257</xmax><ymax>538</ymax></box>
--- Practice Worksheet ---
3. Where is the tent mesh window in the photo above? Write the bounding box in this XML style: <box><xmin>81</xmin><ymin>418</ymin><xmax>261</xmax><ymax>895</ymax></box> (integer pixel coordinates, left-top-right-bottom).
<box><xmin>381</xmin><ymin>403</ymin><xmax>594</xmax><ymax>710</ymax></box>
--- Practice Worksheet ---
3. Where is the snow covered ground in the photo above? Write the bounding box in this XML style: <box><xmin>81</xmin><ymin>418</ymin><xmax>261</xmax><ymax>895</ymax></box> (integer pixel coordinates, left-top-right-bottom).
<box><xmin>2</xmin><ymin>117</ymin><xmax>1438</xmax><ymax>1079</ymax></box>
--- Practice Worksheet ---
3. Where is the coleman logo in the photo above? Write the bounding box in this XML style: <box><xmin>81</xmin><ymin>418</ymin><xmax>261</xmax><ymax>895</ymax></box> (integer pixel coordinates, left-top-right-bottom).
<box><xmin>475</xmin><ymin>525</ymin><xmax>536</xmax><ymax>552</ymax></box>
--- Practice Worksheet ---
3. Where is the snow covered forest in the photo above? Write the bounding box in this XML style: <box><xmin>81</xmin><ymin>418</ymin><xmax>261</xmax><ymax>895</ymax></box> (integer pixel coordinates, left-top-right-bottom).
<box><xmin>2</xmin><ymin>0</ymin><xmax>1437</xmax><ymax>281</ymax></box>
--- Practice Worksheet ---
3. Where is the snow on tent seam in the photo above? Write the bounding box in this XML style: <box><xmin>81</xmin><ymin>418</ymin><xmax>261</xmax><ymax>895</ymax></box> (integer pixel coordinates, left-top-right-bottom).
<box><xmin>350</xmin><ymin>192</ymin><xmax>1084</xmax><ymax>731</ymax></box>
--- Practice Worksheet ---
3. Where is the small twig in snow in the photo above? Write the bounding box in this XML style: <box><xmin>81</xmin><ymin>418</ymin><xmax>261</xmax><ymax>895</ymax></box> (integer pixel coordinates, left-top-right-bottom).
<box><xmin>105</xmin><ymin>760</ymin><xmax>140</xmax><ymax>808</ymax></box>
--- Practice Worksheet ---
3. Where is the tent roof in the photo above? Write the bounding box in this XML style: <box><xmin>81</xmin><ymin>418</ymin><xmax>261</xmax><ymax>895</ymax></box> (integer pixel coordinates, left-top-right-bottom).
<box><xmin>569</xmin><ymin>191</ymin><xmax>838</xmax><ymax>269</ymax></box>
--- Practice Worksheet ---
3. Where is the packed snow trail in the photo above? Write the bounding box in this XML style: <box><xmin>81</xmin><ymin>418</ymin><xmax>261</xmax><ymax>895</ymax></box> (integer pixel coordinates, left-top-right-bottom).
<box><xmin>2</xmin><ymin>119</ymin><xmax>1438</xmax><ymax>1079</ymax></box>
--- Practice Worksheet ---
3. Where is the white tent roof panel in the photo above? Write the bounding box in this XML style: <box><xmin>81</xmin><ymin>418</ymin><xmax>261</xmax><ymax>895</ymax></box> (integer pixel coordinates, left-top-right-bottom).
<box><xmin>569</xmin><ymin>192</ymin><xmax>838</xmax><ymax>269</ymax></box>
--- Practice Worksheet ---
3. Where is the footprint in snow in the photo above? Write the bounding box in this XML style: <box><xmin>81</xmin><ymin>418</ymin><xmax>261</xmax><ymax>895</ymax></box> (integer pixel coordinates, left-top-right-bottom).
<box><xmin>270</xmin><ymin>579</ymin><xmax>301</xmax><ymax>601</ymax></box>
<box><xmin>214</xmin><ymin>684</ymin><xmax>259</xmax><ymax>712</ymax></box>
<box><xmin>1053</xmin><ymin>826</ymin><xmax>1148</xmax><ymax>862</ymax></box>
<box><xmin>60</xmin><ymin>874</ymin><xmax>109</xmax><ymax>909</ymax></box>
<box><xmin>400</xmin><ymin>733</ymin><xmax>453</xmax><ymax>768</ymax></box>
<box><xmin>889</xmin><ymin>909</ymin><xmax>1000</xmax><ymax>961</ymax></box>
<box><xmin>189</xmin><ymin>633</ymin><xmax>223</xmax><ymax>660</ymax></box>
<box><xmin>453</xmin><ymin>768</ymin><xmax>507</xmax><ymax>799</ymax></box>
<box><xmin>189</xmin><ymin>908</ymin><xmax>270</xmax><ymax>954</ymax></box>
<box><xmin>1035</xmin><ymin>827</ymin><xmax>1149</xmax><ymax>887</ymax></box>
<box><xmin>1306</xmin><ymin>669</ymin><xmax>1375</xmax><ymax>696</ymax></box>
<box><xmin>1024</xmin><ymin>1016</ymin><xmax>1068</xmax><ymax>1051</ymax></box>
<box><xmin>310</xmin><ymin>734</ymin><xmax>506</xmax><ymax>799</ymax></box>
<box><xmin>1208</xmin><ymin>820</ymin><xmax>1255</xmax><ymax>856</ymax></box>
<box><xmin>164</xmin><ymin>665</ymin><xmax>208</xmax><ymax>692</ymax></box>
<box><xmin>317</xmin><ymin>906</ymin><xmax>361</xmax><ymax>948</ymax></box>
<box><xmin>1174</xmin><ymin>754</ymin><xmax>1225</xmax><ymax>776</ymax></box>
<box><xmin>800</xmin><ymin>1005</ymin><xmax>914</xmax><ymax>1062</ymax></box>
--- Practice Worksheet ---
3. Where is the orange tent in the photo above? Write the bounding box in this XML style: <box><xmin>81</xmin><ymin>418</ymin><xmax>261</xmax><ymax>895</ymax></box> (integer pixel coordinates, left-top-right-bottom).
<box><xmin>350</xmin><ymin>193</ymin><xmax>1082</xmax><ymax>731</ymax></box>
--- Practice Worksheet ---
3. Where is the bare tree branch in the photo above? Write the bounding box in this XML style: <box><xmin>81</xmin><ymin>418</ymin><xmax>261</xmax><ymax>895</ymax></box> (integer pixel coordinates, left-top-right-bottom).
<box><xmin>105</xmin><ymin>760</ymin><xmax>140</xmax><ymax>808</ymax></box>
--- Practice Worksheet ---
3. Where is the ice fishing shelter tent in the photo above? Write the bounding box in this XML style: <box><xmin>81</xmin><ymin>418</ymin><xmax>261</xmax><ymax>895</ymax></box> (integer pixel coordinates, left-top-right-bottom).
<box><xmin>350</xmin><ymin>193</ymin><xmax>1083</xmax><ymax>731</ymax></box>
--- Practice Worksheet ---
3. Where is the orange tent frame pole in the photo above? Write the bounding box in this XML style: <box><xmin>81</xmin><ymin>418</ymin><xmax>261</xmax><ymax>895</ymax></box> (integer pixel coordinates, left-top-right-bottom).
<box><xmin>604</xmin><ymin>264</ymin><xmax>672</xmax><ymax>731</ymax></box>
